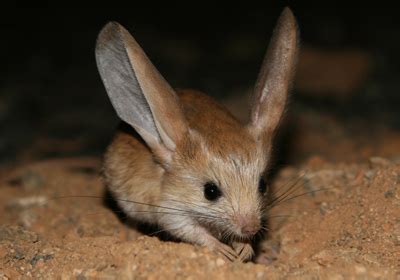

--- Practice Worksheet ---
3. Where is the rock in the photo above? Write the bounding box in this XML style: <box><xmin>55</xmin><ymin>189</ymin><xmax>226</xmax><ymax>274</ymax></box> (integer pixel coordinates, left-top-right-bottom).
<box><xmin>0</xmin><ymin>272</ymin><xmax>10</xmax><ymax>280</ymax></box>
<box><xmin>364</xmin><ymin>170</ymin><xmax>375</xmax><ymax>179</ymax></box>
<box><xmin>384</xmin><ymin>190</ymin><xmax>394</xmax><ymax>198</ymax></box>
<box><xmin>29</xmin><ymin>254</ymin><xmax>54</xmax><ymax>266</ymax></box>
<box><xmin>215</xmin><ymin>258</ymin><xmax>225</xmax><ymax>267</ymax></box>
<box><xmin>256</xmin><ymin>271</ymin><xmax>265</xmax><ymax>278</ymax></box>
<box><xmin>354</xmin><ymin>264</ymin><xmax>367</xmax><ymax>275</ymax></box>
<box><xmin>319</xmin><ymin>201</ymin><xmax>330</xmax><ymax>215</ymax></box>
<box><xmin>311</xmin><ymin>250</ymin><xmax>334</xmax><ymax>266</ymax></box>
<box><xmin>369</xmin><ymin>157</ymin><xmax>391</xmax><ymax>168</ymax></box>
<box><xmin>0</xmin><ymin>226</ymin><xmax>39</xmax><ymax>243</ymax></box>
<box><xmin>7</xmin><ymin>170</ymin><xmax>44</xmax><ymax>190</ymax></box>
<box><xmin>7</xmin><ymin>195</ymin><xmax>47</xmax><ymax>210</ymax></box>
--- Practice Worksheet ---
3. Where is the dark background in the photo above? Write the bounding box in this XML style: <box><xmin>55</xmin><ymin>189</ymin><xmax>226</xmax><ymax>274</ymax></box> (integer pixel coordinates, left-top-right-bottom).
<box><xmin>1</xmin><ymin>3</ymin><xmax>399</xmax><ymax>165</ymax></box>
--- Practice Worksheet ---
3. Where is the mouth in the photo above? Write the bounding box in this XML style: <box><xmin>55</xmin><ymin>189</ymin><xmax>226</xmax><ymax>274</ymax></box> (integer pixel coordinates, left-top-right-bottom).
<box><xmin>235</xmin><ymin>228</ymin><xmax>260</xmax><ymax>240</ymax></box>
<box><xmin>195</xmin><ymin>216</ymin><xmax>261</xmax><ymax>243</ymax></box>
<box><xmin>216</xmin><ymin>225</ymin><xmax>260</xmax><ymax>243</ymax></box>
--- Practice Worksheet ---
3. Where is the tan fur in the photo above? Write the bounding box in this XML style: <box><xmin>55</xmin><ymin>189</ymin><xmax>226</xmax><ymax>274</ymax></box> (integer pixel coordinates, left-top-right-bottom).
<box><xmin>98</xmin><ymin>7</ymin><xmax>299</xmax><ymax>261</ymax></box>
<box><xmin>103</xmin><ymin>89</ymin><xmax>266</xmax><ymax>225</ymax></box>
<box><xmin>103</xmin><ymin>89</ymin><xmax>268</xmax><ymax>262</ymax></box>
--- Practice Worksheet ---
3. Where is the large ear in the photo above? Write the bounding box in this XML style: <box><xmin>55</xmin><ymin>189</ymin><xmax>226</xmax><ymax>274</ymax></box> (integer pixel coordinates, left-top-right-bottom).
<box><xmin>95</xmin><ymin>22</ymin><xmax>187</xmax><ymax>161</ymax></box>
<box><xmin>248</xmin><ymin>8</ymin><xmax>299</xmax><ymax>143</ymax></box>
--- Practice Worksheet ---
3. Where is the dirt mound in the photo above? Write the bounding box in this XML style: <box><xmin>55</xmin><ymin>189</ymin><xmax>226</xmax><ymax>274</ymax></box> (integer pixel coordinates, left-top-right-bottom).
<box><xmin>0</xmin><ymin>157</ymin><xmax>398</xmax><ymax>279</ymax></box>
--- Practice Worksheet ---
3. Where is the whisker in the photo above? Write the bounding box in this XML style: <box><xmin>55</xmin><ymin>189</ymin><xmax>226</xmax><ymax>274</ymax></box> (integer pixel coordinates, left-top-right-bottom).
<box><xmin>148</xmin><ymin>227</ymin><xmax>172</xmax><ymax>236</ymax></box>
<box><xmin>268</xmin><ymin>172</ymin><xmax>307</xmax><ymax>206</ymax></box>
<box><xmin>124</xmin><ymin>210</ymin><xmax>229</xmax><ymax>220</ymax></box>
<box><xmin>51</xmin><ymin>195</ymin><xmax>210</xmax><ymax>217</ymax></box>
<box><xmin>53</xmin><ymin>195</ymin><xmax>229</xmax><ymax>225</ymax></box>
<box><xmin>263</xmin><ymin>214</ymin><xmax>293</xmax><ymax>219</ymax></box>
<box><xmin>166</xmin><ymin>198</ymin><xmax>224</xmax><ymax>214</ymax></box>
<box><xmin>164</xmin><ymin>199</ymin><xmax>228</xmax><ymax>220</ymax></box>
<box><xmin>268</xmin><ymin>188</ymin><xmax>332</xmax><ymax>209</ymax></box>
<box><xmin>257</xmin><ymin>226</ymin><xmax>267</xmax><ymax>234</ymax></box>
<box><xmin>270</xmin><ymin>171</ymin><xmax>306</xmax><ymax>197</ymax></box>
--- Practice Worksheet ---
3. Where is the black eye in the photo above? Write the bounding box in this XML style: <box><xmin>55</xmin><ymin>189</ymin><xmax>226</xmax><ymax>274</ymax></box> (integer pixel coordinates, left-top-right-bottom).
<box><xmin>204</xmin><ymin>182</ymin><xmax>222</xmax><ymax>201</ymax></box>
<box><xmin>258</xmin><ymin>177</ymin><xmax>267</xmax><ymax>194</ymax></box>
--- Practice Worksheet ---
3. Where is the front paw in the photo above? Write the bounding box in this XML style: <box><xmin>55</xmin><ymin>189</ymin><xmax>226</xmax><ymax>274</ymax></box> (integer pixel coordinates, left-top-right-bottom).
<box><xmin>211</xmin><ymin>241</ymin><xmax>239</xmax><ymax>262</ymax></box>
<box><xmin>232</xmin><ymin>241</ymin><xmax>254</xmax><ymax>262</ymax></box>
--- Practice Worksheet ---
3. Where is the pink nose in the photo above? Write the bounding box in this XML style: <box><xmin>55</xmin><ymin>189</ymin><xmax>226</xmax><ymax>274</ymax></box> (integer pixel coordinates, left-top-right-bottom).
<box><xmin>236</xmin><ymin>215</ymin><xmax>261</xmax><ymax>236</ymax></box>
<box><xmin>241</xmin><ymin>223</ymin><xmax>260</xmax><ymax>236</ymax></box>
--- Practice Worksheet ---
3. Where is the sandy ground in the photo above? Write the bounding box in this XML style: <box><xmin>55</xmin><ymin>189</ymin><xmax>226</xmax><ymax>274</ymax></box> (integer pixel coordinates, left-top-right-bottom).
<box><xmin>0</xmin><ymin>150</ymin><xmax>399</xmax><ymax>279</ymax></box>
<box><xmin>1</xmin><ymin>9</ymin><xmax>400</xmax><ymax>278</ymax></box>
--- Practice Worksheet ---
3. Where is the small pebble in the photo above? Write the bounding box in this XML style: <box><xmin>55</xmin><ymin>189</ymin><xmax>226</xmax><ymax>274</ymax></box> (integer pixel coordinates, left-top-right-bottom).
<box><xmin>7</xmin><ymin>170</ymin><xmax>44</xmax><ymax>190</ymax></box>
<box><xmin>0</xmin><ymin>272</ymin><xmax>10</xmax><ymax>280</ymax></box>
<box><xmin>215</xmin><ymin>258</ymin><xmax>225</xmax><ymax>267</ymax></box>
<box><xmin>319</xmin><ymin>202</ymin><xmax>329</xmax><ymax>215</ymax></box>
<box><xmin>311</xmin><ymin>250</ymin><xmax>334</xmax><ymax>266</ymax></box>
<box><xmin>256</xmin><ymin>271</ymin><xmax>264</xmax><ymax>278</ymax></box>
<box><xmin>364</xmin><ymin>170</ymin><xmax>375</xmax><ymax>179</ymax></box>
<box><xmin>354</xmin><ymin>264</ymin><xmax>366</xmax><ymax>274</ymax></box>
<box><xmin>7</xmin><ymin>195</ymin><xmax>47</xmax><ymax>210</ymax></box>
<box><xmin>19</xmin><ymin>210</ymin><xmax>38</xmax><ymax>228</ymax></box>
<box><xmin>384</xmin><ymin>190</ymin><xmax>394</xmax><ymax>198</ymax></box>
<box><xmin>73</xmin><ymin>269</ymin><xmax>83</xmax><ymax>276</ymax></box>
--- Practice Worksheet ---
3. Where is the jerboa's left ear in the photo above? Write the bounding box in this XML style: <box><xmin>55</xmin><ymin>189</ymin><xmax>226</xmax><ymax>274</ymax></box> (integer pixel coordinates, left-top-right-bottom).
<box><xmin>95</xmin><ymin>22</ymin><xmax>188</xmax><ymax>162</ymax></box>
<box><xmin>248</xmin><ymin>7</ymin><xmax>299</xmax><ymax>144</ymax></box>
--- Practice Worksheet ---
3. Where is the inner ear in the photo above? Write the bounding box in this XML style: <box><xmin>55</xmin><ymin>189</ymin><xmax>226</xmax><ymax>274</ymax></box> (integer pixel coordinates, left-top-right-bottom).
<box><xmin>96</xmin><ymin>22</ymin><xmax>188</xmax><ymax>160</ymax></box>
<box><xmin>248</xmin><ymin>8</ymin><xmax>299</xmax><ymax>141</ymax></box>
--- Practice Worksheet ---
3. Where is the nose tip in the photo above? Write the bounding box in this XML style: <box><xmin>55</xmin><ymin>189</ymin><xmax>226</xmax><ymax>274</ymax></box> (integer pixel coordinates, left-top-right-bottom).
<box><xmin>242</xmin><ymin>223</ymin><xmax>260</xmax><ymax>236</ymax></box>
<box><xmin>236</xmin><ymin>215</ymin><xmax>261</xmax><ymax>236</ymax></box>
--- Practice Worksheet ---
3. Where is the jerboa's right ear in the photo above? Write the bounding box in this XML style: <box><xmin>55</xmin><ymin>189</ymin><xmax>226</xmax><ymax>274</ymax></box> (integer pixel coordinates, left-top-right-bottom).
<box><xmin>248</xmin><ymin>8</ymin><xmax>299</xmax><ymax>146</ymax></box>
<box><xmin>95</xmin><ymin>22</ymin><xmax>187</xmax><ymax>162</ymax></box>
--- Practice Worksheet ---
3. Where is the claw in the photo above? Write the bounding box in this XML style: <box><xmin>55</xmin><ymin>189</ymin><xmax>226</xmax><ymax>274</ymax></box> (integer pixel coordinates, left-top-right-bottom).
<box><xmin>214</xmin><ymin>242</ymin><xmax>239</xmax><ymax>262</ymax></box>
<box><xmin>232</xmin><ymin>242</ymin><xmax>254</xmax><ymax>262</ymax></box>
